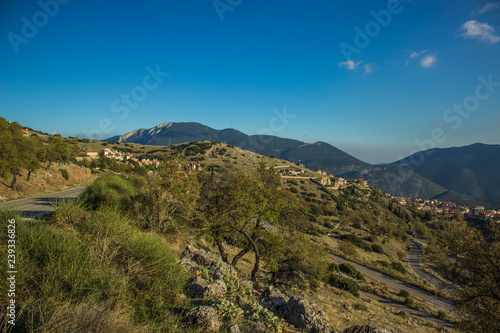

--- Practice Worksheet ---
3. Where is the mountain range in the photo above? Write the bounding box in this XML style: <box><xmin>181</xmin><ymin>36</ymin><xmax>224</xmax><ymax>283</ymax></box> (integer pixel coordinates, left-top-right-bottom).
<box><xmin>106</xmin><ymin>122</ymin><xmax>500</xmax><ymax>209</ymax></box>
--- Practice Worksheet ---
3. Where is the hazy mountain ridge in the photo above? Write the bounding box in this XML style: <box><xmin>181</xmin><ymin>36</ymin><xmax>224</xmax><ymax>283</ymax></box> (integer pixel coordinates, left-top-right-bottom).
<box><xmin>105</xmin><ymin>122</ymin><xmax>499</xmax><ymax>207</ymax></box>
<box><xmin>393</xmin><ymin>143</ymin><xmax>500</xmax><ymax>207</ymax></box>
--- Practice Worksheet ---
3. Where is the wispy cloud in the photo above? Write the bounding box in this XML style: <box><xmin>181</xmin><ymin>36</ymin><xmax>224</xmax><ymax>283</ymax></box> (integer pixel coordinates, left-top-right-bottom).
<box><xmin>363</xmin><ymin>63</ymin><xmax>375</xmax><ymax>74</ymax></box>
<box><xmin>420</xmin><ymin>54</ymin><xmax>438</xmax><ymax>68</ymax></box>
<box><xmin>406</xmin><ymin>50</ymin><xmax>437</xmax><ymax>68</ymax></box>
<box><xmin>409</xmin><ymin>50</ymin><xmax>427</xmax><ymax>59</ymax></box>
<box><xmin>339</xmin><ymin>60</ymin><xmax>361</xmax><ymax>70</ymax></box>
<box><xmin>460</xmin><ymin>20</ymin><xmax>500</xmax><ymax>44</ymax></box>
<box><xmin>473</xmin><ymin>2</ymin><xmax>500</xmax><ymax>15</ymax></box>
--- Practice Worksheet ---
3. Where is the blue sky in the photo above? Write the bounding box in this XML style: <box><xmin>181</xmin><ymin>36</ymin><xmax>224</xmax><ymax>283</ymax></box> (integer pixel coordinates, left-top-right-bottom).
<box><xmin>1</xmin><ymin>0</ymin><xmax>499</xmax><ymax>163</ymax></box>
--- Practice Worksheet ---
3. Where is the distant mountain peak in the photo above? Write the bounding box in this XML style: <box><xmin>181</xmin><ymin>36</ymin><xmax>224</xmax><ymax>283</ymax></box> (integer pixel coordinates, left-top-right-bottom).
<box><xmin>104</xmin><ymin>121</ymin><xmax>498</xmax><ymax>208</ymax></box>
<box><xmin>147</xmin><ymin>122</ymin><xmax>174</xmax><ymax>136</ymax></box>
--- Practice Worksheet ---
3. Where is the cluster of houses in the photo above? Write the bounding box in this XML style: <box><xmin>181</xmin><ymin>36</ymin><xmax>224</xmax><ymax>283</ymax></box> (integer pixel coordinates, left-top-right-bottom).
<box><xmin>278</xmin><ymin>168</ymin><xmax>306</xmax><ymax>176</ymax></box>
<box><xmin>80</xmin><ymin>149</ymin><xmax>160</xmax><ymax>168</ymax></box>
<box><xmin>185</xmin><ymin>163</ymin><xmax>203</xmax><ymax>171</ymax></box>
<box><xmin>277</xmin><ymin>164</ymin><xmax>367</xmax><ymax>189</ymax></box>
<box><xmin>315</xmin><ymin>169</ymin><xmax>335</xmax><ymax>177</ymax></box>
<box><xmin>386</xmin><ymin>194</ymin><xmax>500</xmax><ymax>221</ymax></box>
<box><xmin>312</xmin><ymin>177</ymin><xmax>331</xmax><ymax>186</ymax></box>
<box><xmin>311</xmin><ymin>177</ymin><xmax>360</xmax><ymax>188</ymax></box>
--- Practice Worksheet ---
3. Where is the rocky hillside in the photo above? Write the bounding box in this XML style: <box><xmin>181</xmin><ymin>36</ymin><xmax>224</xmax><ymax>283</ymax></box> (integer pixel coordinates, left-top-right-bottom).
<box><xmin>179</xmin><ymin>244</ymin><xmax>411</xmax><ymax>333</ymax></box>
<box><xmin>0</xmin><ymin>163</ymin><xmax>96</xmax><ymax>202</ymax></box>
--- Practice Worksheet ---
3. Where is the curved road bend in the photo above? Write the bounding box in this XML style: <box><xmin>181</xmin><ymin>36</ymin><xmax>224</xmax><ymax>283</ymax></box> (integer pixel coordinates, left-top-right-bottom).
<box><xmin>0</xmin><ymin>186</ymin><xmax>87</xmax><ymax>218</ymax></box>
<box><xmin>330</xmin><ymin>253</ymin><xmax>454</xmax><ymax>313</ymax></box>
<box><xmin>360</xmin><ymin>291</ymin><xmax>454</xmax><ymax>329</ymax></box>
<box><xmin>407</xmin><ymin>238</ymin><xmax>453</xmax><ymax>294</ymax></box>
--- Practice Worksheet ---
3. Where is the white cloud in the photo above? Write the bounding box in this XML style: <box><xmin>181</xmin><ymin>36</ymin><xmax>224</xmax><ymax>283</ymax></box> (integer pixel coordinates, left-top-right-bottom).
<box><xmin>338</xmin><ymin>60</ymin><xmax>361</xmax><ymax>70</ymax></box>
<box><xmin>406</xmin><ymin>50</ymin><xmax>434</xmax><ymax>66</ymax></box>
<box><xmin>409</xmin><ymin>50</ymin><xmax>427</xmax><ymax>59</ymax></box>
<box><xmin>460</xmin><ymin>20</ymin><xmax>500</xmax><ymax>44</ymax></box>
<box><xmin>420</xmin><ymin>54</ymin><xmax>437</xmax><ymax>68</ymax></box>
<box><xmin>364</xmin><ymin>64</ymin><xmax>375</xmax><ymax>74</ymax></box>
<box><xmin>475</xmin><ymin>2</ymin><xmax>500</xmax><ymax>15</ymax></box>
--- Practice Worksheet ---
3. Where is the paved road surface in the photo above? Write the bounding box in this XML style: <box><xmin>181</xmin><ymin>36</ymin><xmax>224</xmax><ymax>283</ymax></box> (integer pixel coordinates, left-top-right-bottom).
<box><xmin>407</xmin><ymin>238</ymin><xmax>453</xmax><ymax>294</ymax></box>
<box><xmin>360</xmin><ymin>291</ymin><xmax>454</xmax><ymax>329</ymax></box>
<box><xmin>0</xmin><ymin>186</ymin><xmax>87</xmax><ymax>218</ymax></box>
<box><xmin>330</xmin><ymin>253</ymin><xmax>454</xmax><ymax>313</ymax></box>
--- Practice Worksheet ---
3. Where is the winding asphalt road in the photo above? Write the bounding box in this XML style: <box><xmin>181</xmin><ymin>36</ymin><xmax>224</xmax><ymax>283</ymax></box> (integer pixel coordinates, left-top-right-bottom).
<box><xmin>0</xmin><ymin>186</ymin><xmax>87</xmax><ymax>218</ymax></box>
<box><xmin>330</xmin><ymin>253</ymin><xmax>454</xmax><ymax>313</ymax></box>
<box><xmin>360</xmin><ymin>291</ymin><xmax>454</xmax><ymax>329</ymax></box>
<box><xmin>407</xmin><ymin>238</ymin><xmax>453</xmax><ymax>294</ymax></box>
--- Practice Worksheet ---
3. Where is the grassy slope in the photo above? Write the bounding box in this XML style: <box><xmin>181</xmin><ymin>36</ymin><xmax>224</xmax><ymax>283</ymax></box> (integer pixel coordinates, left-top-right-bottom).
<box><xmin>1</xmin><ymin>137</ymin><xmax>455</xmax><ymax>332</ymax></box>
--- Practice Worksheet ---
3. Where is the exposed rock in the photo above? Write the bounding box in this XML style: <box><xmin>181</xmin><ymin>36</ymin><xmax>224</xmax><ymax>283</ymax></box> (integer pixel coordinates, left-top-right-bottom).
<box><xmin>206</xmin><ymin>279</ymin><xmax>227</xmax><ymax>298</ymax></box>
<box><xmin>208</xmin><ymin>266</ymin><xmax>224</xmax><ymax>280</ymax></box>
<box><xmin>187</xmin><ymin>277</ymin><xmax>210</xmax><ymax>298</ymax></box>
<box><xmin>180</xmin><ymin>257</ymin><xmax>198</xmax><ymax>273</ymax></box>
<box><xmin>342</xmin><ymin>325</ymin><xmax>400</xmax><ymax>333</ymax></box>
<box><xmin>183</xmin><ymin>306</ymin><xmax>222</xmax><ymax>332</ymax></box>
<box><xmin>261</xmin><ymin>285</ymin><xmax>288</xmax><ymax>301</ymax></box>
<box><xmin>283</xmin><ymin>296</ymin><xmax>330</xmax><ymax>333</ymax></box>
<box><xmin>182</xmin><ymin>245</ymin><xmax>221</xmax><ymax>267</ymax></box>
<box><xmin>187</xmin><ymin>277</ymin><xmax>227</xmax><ymax>299</ymax></box>
<box><xmin>181</xmin><ymin>245</ymin><xmax>233</xmax><ymax>276</ymax></box>
<box><xmin>260</xmin><ymin>286</ymin><xmax>289</xmax><ymax>317</ymax></box>
<box><xmin>228</xmin><ymin>324</ymin><xmax>241</xmax><ymax>333</ymax></box>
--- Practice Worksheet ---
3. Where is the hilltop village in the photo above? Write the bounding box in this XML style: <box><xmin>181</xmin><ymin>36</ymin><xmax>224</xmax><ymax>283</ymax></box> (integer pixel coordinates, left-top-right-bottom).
<box><xmin>278</xmin><ymin>165</ymin><xmax>499</xmax><ymax>222</ymax></box>
<box><xmin>82</xmin><ymin>148</ymin><xmax>499</xmax><ymax>223</ymax></box>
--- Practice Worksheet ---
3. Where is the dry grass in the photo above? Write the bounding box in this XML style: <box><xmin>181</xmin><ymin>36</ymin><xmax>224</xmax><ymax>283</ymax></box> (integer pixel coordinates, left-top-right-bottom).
<box><xmin>293</xmin><ymin>283</ymin><xmax>454</xmax><ymax>333</ymax></box>
<box><xmin>8</xmin><ymin>300</ymin><xmax>148</xmax><ymax>333</ymax></box>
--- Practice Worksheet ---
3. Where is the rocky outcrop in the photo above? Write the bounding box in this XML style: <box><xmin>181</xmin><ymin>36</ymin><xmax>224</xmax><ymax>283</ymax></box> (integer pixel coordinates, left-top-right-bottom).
<box><xmin>260</xmin><ymin>286</ymin><xmax>289</xmax><ymax>317</ymax></box>
<box><xmin>187</xmin><ymin>276</ymin><xmax>227</xmax><ymax>299</ymax></box>
<box><xmin>179</xmin><ymin>245</ymin><xmax>340</xmax><ymax>333</ymax></box>
<box><xmin>282</xmin><ymin>296</ymin><xmax>331</xmax><ymax>333</ymax></box>
<box><xmin>181</xmin><ymin>245</ymin><xmax>233</xmax><ymax>276</ymax></box>
<box><xmin>183</xmin><ymin>306</ymin><xmax>222</xmax><ymax>332</ymax></box>
<box><xmin>342</xmin><ymin>325</ymin><xmax>400</xmax><ymax>333</ymax></box>
<box><xmin>228</xmin><ymin>324</ymin><xmax>241</xmax><ymax>333</ymax></box>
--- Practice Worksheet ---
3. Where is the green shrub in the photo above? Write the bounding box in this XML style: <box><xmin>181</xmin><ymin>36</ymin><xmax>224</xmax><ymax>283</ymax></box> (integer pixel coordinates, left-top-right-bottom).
<box><xmin>371</xmin><ymin>244</ymin><xmax>384</xmax><ymax>254</ymax></box>
<box><xmin>376</xmin><ymin>260</ymin><xmax>389</xmax><ymax>268</ymax></box>
<box><xmin>341</xmin><ymin>234</ymin><xmax>372</xmax><ymax>252</ymax></box>
<box><xmin>391</xmin><ymin>262</ymin><xmax>406</xmax><ymax>274</ymax></box>
<box><xmin>437</xmin><ymin>310</ymin><xmax>447</xmax><ymax>321</ymax></box>
<box><xmin>51</xmin><ymin>199</ymin><xmax>88</xmax><ymax>225</ymax></box>
<box><xmin>403</xmin><ymin>296</ymin><xmax>414</xmax><ymax>306</ymax></box>
<box><xmin>328</xmin><ymin>275</ymin><xmax>359</xmax><ymax>296</ymax></box>
<box><xmin>397</xmin><ymin>310</ymin><xmax>409</xmax><ymax>318</ymax></box>
<box><xmin>328</xmin><ymin>263</ymin><xmax>340</xmax><ymax>272</ymax></box>
<box><xmin>323</xmin><ymin>221</ymin><xmax>334</xmax><ymax>229</ymax></box>
<box><xmin>399</xmin><ymin>290</ymin><xmax>410</xmax><ymax>298</ymax></box>
<box><xmin>353</xmin><ymin>303</ymin><xmax>368</xmax><ymax>311</ymax></box>
<box><xmin>339</xmin><ymin>263</ymin><xmax>366</xmax><ymax>282</ymax></box>
<box><xmin>396</xmin><ymin>250</ymin><xmax>407</xmax><ymax>261</ymax></box>
<box><xmin>59</xmin><ymin>168</ymin><xmax>69</xmax><ymax>180</ymax></box>
<box><xmin>81</xmin><ymin>175</ymin><xmax>140</xmax><ymax>209</ymax></box>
